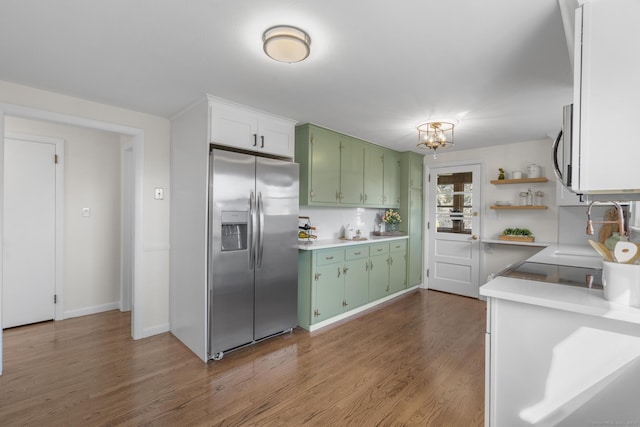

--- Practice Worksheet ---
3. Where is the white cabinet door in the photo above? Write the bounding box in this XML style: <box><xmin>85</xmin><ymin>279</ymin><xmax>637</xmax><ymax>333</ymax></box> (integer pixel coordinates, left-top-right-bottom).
<box><xmin>210</xmin><ymin>102</ymin><xmax>259</xmax><ymax>151</ymax></box>
<box><xmin>572</xmin><ymin>1</ymin><xmax>640</xmax><ymax>193</ymax></box>
<box><xmin>209</xmin><ymin>98</ymin><xmax>295</xmax><ymax>158</ymax></box>
<box><xmin>257</xmin><ymin>115</ymin><xmax>295</xmax><ymax>158</ymax></box>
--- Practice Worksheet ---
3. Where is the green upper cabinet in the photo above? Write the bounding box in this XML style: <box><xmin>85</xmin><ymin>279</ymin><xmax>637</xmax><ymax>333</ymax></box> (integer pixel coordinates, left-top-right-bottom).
<box><xmin>364</xmin><ymin>144</ymin><xmax>384</xmax><ymax>206</ymax></box>
<box><xmin>339</xmin><ymin>136</ymin><xmax>365</xmax><ymax>205</ymax></box>
<box><xmin>296</xmin><ymin>125</ymin><xmax>341</xmax><ymax>204</ymax></box>
<box><xmin>409</xmin><ymin>154</ymin><xmax>423</xmax><ymax>189</ymax></box>
<box><xmin>383</xmin><ymin>150</ymin><xmax>401</xmax><ymax>207</ymax></box>
<box><xmin>297</xmin><ymin>123</ymin><xmax>400</xmax><ymax>208</ymax></box>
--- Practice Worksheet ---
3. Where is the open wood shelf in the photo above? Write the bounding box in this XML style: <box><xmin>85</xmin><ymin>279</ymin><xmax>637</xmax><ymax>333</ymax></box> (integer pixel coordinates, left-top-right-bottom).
<box><xmin>490</xmin><ymin>177</ymin><xmax>548</xmax><ymax>185</ymax></box>
<box><xmin>489</xmin><ymin>205</ymin><xmax>548</xmax><ymax>210</ymax></box>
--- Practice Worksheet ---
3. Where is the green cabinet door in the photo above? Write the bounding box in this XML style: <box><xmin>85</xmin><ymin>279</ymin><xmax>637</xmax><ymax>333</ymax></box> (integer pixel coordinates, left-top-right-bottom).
<box><xmin>409</xmin><ymin>155</ymin><xmax>423</xmax><ymax>189</ymax></box>
<box><xmin>339</xmin><ymin>136</ymin><xmax>365</xmax><ymax>205</ymax></box>
<box><xmin>364</xmin><ymin>145</ymin><xmax>384</xmax><ymax>206</ymax></box>
<box><xmin>383</xmin><ymin>150</ymin><xmax>401</xmax><ymax>207</ymax></box>
<box><xmin>368</xmin><ymin>254</ymin><xmax>389</xmax><ymax>301</ymax></box>
<box><xmin>309</xmin><ymin>127</ymin><xmax>341</xmax><ymax>204</ymax></box>
<box><xmin>343</xmin><ymin>258</ymin><xmax>369</xmax><ymax>310</ymax></box>
<box><xmin>408</xmin><ymin>188</ymin><xmax>423</xmax><ymax>286</ymax></box>
<box><xmin>389</xmin><ymin>251</ymin><xmax>407</xmax><ymax>293</ymax></box>
<box><xmin>313</xmin><ymin>262</ymin><xmax>345</xmax><ymax>322</ymax></box>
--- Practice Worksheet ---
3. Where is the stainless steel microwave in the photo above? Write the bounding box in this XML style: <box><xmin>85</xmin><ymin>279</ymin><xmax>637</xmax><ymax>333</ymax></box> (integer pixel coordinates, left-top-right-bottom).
<box><xmin>552</xmin><ymin>104</ymin><xmax>575</xmax><ymax>191</ymax></box>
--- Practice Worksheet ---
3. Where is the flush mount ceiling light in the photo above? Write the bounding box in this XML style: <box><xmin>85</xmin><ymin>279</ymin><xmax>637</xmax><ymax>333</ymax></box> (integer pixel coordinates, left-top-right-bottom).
<box><xmin>417</xmin><ymin>121</ymin><xmax>455</xmax><ymax>159</ymax></box>
<box><xmin>262</xmin><ymin>25</ymin><xmax>311</xmax><ymax>63</ymax></box>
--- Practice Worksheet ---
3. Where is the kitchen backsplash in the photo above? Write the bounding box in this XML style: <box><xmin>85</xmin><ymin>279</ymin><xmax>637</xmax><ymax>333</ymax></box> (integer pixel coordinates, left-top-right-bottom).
<box><xmin>298</xmin><ymin>206</ymin><xmax>385</xmax><ymax>240</ymax></box>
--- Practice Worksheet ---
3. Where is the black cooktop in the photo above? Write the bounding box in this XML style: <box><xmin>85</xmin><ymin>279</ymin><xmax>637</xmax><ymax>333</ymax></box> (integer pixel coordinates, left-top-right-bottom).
<box><xmin>498</xmin><ymin>261</ymin><xmax>603</xmax><ymax>289</ymax></box>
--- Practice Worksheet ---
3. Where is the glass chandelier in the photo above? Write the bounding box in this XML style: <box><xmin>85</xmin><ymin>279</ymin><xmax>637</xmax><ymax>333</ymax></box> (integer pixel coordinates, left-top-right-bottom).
<box><xmin>417</xmin><ymin>121</ymin><xmax>455</xmax><ymax>159</ymax></box>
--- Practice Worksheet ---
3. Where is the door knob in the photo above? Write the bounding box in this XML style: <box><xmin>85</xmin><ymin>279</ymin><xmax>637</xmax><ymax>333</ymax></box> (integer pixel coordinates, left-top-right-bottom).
<box><xmin>471</xmin><ymin>235</ymin><xmax>478</xmax><ymax>240</ymax></box>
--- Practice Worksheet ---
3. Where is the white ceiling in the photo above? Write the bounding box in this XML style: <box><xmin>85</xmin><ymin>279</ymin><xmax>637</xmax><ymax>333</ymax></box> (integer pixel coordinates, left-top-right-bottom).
<box><xmin>0</xmin><ymin>0</ymin><xmax>574</xmax><ymax>153</ymax></box>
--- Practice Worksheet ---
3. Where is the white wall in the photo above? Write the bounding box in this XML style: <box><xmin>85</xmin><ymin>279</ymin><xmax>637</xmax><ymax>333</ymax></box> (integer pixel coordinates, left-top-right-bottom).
<box><xmin>299</xmin><ymin>206</ymin><xmax>384</xmax><ymax>240</ymax></box>
<box><xmin>0</xmin><ymin>80</ymin><xmax>171</xmax><ymax>336</ymax></box>
<box><xmin>425</xmin><ymin>138</ymin><xmax>559</xmax><ymax>281</ymax></box>
<box><xmin>5</xmin><ymin>117</ymin><xmax>122</xmax><ymax>317</ymax></box>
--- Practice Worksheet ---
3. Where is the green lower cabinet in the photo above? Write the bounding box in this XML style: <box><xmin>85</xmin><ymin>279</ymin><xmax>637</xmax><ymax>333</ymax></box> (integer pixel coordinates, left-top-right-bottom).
<box><xmin>388</xmin><ymin>252</ymin><xmax>407</xmax><ymax>294</ymax></box>
<box><xmin>368</xmin><ymin>253</ymin><xmax>390</xmax><ymax>301</ymax></box>
<box><xmin>313</xmin><ymin>262</ymin><xmax>345</xmax><ymax>323</ymax></box>
<box><xmin>298</xmin><ymin>240</ymin><xmax>410</xmax><ymax>330</ymax></box>
<box><xmin>344</xmin><ymin>258</ymin><xmax>369</xmax><ymax>310</ymax></box>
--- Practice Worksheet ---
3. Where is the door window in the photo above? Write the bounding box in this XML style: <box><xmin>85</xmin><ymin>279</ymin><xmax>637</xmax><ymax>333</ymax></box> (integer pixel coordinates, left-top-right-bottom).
<box><xmin>436</xmin><ymin>172</ymin><xmax>472</xmax><ymax>234</ymax></box>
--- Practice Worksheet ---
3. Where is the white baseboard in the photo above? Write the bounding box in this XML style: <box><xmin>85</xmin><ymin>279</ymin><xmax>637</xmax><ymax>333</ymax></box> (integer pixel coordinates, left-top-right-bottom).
<box><xmin>141</xmin><ymin>323</ymin><xmax>170</xmax><ymax>338</ymax></box>
<box><xmin>307</xmin><ymin>285</ymin><xmax>420</xmax><ymax>332</ymax></box>
<box><xmin>64</xmin><ymin>301</ymin><xmax>120</xmax><ymax>319</ymax></box>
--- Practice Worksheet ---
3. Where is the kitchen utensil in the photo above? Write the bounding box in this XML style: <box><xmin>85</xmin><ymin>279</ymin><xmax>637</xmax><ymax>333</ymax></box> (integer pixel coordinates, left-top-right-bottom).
<box><xmin>588</xmin><ymin>239</ymin><xmax>615</xmax><ymax>262</ymax></box>
<box><xmin>614</xmin><ymin>241</ymin><xmax>639</xmax><ymax>263</ymax></box>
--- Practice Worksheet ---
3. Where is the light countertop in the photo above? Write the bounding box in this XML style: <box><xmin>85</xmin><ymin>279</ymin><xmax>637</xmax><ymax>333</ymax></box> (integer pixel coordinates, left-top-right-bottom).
<box><xmin>480</xmin><ymin>244</ymin><xmax>640</xmax><ymax>324</ymax></box>
<box><xmin>297</xmin><ymin>234</ymin><xmax>409</xmax><ymax>250</ymax></box>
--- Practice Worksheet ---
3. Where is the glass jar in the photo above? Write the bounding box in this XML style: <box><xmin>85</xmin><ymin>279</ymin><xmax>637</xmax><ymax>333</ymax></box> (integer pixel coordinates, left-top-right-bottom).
<box><xmin>519</xmin><ymin>192</ymin><xmax>528</xmax><ymax>206</ymax></box>
<box><xmin>534</xmin><ymin>191</ymin><xmax>544</xmax><ymax>206</ymax></box>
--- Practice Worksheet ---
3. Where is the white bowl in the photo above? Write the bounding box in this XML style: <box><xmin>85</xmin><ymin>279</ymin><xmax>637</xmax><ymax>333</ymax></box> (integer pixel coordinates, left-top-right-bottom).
<box><xmin>495</xmin><ymin>201</ymin><xmax>512</xmax><ymax>206</ymax></box>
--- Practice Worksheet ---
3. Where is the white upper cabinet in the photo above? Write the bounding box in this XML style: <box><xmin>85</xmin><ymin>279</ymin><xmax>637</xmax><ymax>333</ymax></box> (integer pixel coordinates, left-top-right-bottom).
<box><xmin>572</xmin><ymin>0</ymin><xmax>640</xmax><ymax>194</ymax></box>
<box><xmin>209</xmin><ymin>96</ymin><xmax>296</xmax><ymax>158</ymax></box>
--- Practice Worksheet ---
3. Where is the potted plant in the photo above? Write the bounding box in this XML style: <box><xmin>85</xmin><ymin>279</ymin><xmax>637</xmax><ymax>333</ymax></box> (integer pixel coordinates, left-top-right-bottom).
<box><xmin>382</xmin><ymin>209</ymin><xmax>402</xmax><ymax>233</ymax></box>
<box><xmin>499</xmin><ymin>227</ymin><xmax>534</xmax><ymax>242</ymax></box>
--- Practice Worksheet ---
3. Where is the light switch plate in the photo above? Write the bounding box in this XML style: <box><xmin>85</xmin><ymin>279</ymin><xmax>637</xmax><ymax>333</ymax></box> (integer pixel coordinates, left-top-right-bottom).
<box><xmin>154</xmin><ymin>188</ymin><xmax>164</xmax><ymax>200</ymax></box>
<box><xmin>82</xmin><ymin>208</ymin><xmax>90</xmax><ymax>217</ymax></box>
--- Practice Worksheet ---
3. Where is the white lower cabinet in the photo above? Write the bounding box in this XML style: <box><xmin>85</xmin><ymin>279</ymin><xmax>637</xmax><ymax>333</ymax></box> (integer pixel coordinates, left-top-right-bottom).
<box><xmin>486</xmin><ymin>297</ymin><xmax>640</xmax><ymax>426</ymax></box>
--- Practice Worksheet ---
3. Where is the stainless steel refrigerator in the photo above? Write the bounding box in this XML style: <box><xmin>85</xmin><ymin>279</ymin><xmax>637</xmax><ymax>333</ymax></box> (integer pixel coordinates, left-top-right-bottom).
<box><xmin>207</xmin><ymin>148</ymin><xmax>299</xmax><ymax>360</ymax></box>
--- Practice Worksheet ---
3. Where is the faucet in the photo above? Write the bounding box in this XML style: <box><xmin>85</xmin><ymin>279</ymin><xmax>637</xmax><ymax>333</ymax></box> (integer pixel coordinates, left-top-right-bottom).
<box><xmin>586</xmin><ymin>201</ymin><xmax>627</xmax><ymax>238</ymax></box>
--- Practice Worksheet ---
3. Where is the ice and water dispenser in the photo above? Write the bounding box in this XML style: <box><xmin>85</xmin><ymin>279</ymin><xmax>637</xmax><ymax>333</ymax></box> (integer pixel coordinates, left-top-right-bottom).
<box><xmin>220</xmin><ymin>211</ymin><xmax>248</xmax><ymax>252</ymax></box>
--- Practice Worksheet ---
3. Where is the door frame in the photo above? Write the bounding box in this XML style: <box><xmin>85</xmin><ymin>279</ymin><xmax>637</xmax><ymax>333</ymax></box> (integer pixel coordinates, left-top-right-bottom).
<box><xmin>121</xmin><ymin>142</ymin><xmax>134</xmax><ymax>313</ymax></box>
<box><xmin>0</xmin><ymin>103</ymin><xmax>145</xmax><ymax>375</ymax></box>
<box><xmin>424</xmin><ymin>160</ymin><xmax>485</xmax><ymax>295</ymax></box>
<box><xmin>4</xmin><ymin>132</ymin><xmax>65</xmax><ymax>321</ymax></box>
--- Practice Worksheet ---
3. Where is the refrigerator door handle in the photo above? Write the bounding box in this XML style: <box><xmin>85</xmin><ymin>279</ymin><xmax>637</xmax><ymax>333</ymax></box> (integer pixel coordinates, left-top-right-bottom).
<box><xmin>249</xmin><ymin>191</ymin><xmax>256</xmax><ymax>269</ymax></box>
<box><xmin>257</xmin><ymin>192</ymin><xmax>265</xmax><ymax>268</ymax></box>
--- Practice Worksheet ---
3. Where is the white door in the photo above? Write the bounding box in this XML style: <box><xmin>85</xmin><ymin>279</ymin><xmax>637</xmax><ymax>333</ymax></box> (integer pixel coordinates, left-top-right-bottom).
<box><xmin>427</xmin><ymin>164</ymin><xmax>481</xmax><ymax>298</ymax></box>
<box><xmin>3</xmin><ymin>138</ymin><xmax>56</xmax><ymax>328</ymax></box>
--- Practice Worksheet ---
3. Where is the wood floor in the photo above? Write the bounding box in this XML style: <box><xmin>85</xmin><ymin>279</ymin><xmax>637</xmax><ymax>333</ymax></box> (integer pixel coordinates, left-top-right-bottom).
<box><xmin>0</xmin><ymin>289</ymin><xmax>486</xmax><ymax>426</ymax></box>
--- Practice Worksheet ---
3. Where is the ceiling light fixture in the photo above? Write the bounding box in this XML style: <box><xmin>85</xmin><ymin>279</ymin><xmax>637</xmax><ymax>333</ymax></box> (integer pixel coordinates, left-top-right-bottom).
<box><xmin>262</xmin><ymin>25</ymin><xmax>311</xmax><ymax>63</ymax></box>
<box><xmin>417</xmin><ymin>121</ymin><xmax>455</xmax><ymax>159</ymax></box>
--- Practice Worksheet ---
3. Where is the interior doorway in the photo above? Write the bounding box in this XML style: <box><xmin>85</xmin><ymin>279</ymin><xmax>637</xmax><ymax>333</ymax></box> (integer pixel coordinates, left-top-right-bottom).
<box><xmin>0</xmin><ymin>105</ymin><xmax>144</xmax><ymax>355</ymax></box>
<box><xmin>427</xmin><ymin>162</ymin><xmax>482</xmax><ymax>298</ymax></box>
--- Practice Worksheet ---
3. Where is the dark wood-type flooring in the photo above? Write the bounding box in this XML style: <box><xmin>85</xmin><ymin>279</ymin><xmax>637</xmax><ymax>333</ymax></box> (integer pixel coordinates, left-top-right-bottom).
<box><xmin>0</xmin><ymin>289</ymin><xmax>486</xmax><ymax>426</ymax></box>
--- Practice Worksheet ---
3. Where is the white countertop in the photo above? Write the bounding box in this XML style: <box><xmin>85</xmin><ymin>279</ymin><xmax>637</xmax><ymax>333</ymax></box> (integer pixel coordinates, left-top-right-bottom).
<box><xmin>297</xmin><ymin>234</ymin><xmax>409</xmax><ymax>250</ymax></box>
<box><xmin>527</xmin><ymin>243</ymin><xmax>603</xmax><ymax>268</ymax></box>
<box><xmin>480</xmin><ymin>244</ymin><xmax>640</xmax><ymax>324</ymax></box>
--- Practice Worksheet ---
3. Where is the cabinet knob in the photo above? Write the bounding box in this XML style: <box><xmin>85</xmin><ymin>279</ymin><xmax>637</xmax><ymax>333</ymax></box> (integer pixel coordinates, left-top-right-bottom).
<box><xmin>343</xmin><ymin>267</ymin><xmax>349</xmax><ymax>274</ymax></box>
<box><xmin>260</xmin><ymin>135</ymin><xmax>264</xmax><ymax>148</ymax></box>
<box><xmin>472</xmin><ymin>235</ymin><xmax>478</xmax><ymax>240</ymax></box>
<box><xmin>253</xmin><ymin>134</ymin><xmax>257</xmax><ymax>147</ymax></box>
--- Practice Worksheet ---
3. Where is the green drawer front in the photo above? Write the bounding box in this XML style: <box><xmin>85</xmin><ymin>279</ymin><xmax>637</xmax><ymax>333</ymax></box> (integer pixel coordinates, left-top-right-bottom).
<box><xmin>315</xmin><ymin>248</ymin><xmax>344</xmax><ymax>266</ymax></box>
<box><xmin>369</xmin><ymin>243</ymin><xmax>389</xmax><ymax>256</ymax></box>
<box><xmin>390</xmin><ymin>240</ymin><xmax>407</xmax><ymax>253</ymax></box>
<box><xmin>345</xmin><ymin>246</ymin><xmax>369</xmax><ymax>260</ymax></box>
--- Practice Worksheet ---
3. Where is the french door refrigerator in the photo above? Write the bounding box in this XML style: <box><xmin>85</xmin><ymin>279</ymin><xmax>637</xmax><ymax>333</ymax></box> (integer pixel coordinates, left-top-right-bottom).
<box><xmin>208</xmin><ymin>148</ymin><xmax>299</xmax><ymax>360</ymax></box>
